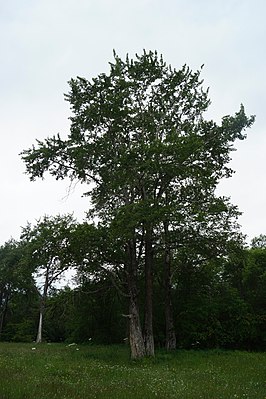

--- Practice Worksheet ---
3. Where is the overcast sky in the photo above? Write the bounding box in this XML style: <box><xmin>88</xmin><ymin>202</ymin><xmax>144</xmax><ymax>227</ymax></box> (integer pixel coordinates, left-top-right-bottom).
<box><xmin>0</xmin><ymin>0</ymin><xmax>265</xmax><ymax>245</ymax></box>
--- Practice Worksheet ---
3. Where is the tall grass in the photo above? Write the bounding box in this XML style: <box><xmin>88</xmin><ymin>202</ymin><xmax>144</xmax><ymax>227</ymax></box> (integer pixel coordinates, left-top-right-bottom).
<box><xmin>0</xmin><ymin>343</ymin><xmax>265</xmax><ymax>398</ymax></box>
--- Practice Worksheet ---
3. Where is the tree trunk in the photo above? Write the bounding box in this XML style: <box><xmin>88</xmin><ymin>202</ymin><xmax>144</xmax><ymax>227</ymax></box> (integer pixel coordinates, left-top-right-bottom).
<box><xmin>36</xmin><ymin>309</ymin><xmax>43</xmax><ymax>343</ymax></box>
<box><xmin>36</xmin><ymin>295</ymin><xmax>46</xmax><ymax>343</ymax></box>
<box><xmin>164</xmin><ymin>221</ymin><xmax>176</xmax><ymax>350</ymax></box>
<box><xmin>128</xmin><ymin>291</ymin><xmax>145</xmax><ymax>359</ymax></box>
<box><xmin>36</xmin><ymin>269</ymin><xmax>49</xmax><ymax>343</ymax></box>
<box><xmin>143</xmin><ymin>224</ymin><xmax>155</xmax><ymax>356</ymax></box>
<box><xmin>126</xmin><ymin>239</ymin><xmax>145</xmax><ymax>359</ymax></box>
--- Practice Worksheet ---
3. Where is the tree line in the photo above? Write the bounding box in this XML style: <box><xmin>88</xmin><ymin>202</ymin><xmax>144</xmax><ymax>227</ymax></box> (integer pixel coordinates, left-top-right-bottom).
<box><xmin>1</xmin><ymin>51</ymin><xmax>263</xmax><ymax>358</ymax></box>
<box><xmin>0</xmin><ymin>223</ymin><xmax>265</xmax><ymax>353</ymax></box>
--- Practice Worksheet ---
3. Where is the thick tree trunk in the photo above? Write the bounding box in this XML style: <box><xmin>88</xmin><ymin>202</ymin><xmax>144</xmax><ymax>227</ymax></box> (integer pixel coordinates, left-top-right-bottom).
<box><xmin>126</xmin><ymin>239</ymin><xmax>145</xmax><ymax>359</ymax></box>
<box><xmin>164</xmin><ymin>221</ymin><xmax>176</xmax><ymax>350</ymax></box>
<box><xmin>128</xmin><ymin>290</ymin><xmax>145</xmax><ymax>359</ymax></box>
<box><xmin>143</xmin><ymin>225</ymin><xmax>155</xmax><ymax>356</ymax></box>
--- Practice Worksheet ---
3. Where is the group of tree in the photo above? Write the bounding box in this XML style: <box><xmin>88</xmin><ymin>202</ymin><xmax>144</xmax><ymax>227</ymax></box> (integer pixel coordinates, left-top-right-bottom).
<box><xmin>0</xmin><ymin>223</ymin><xmax>265</xmax><ymax>352</ymax></box>
<box><xmin>1</xmin><ymin>51</ymin><xmax>263</xmax><ymax>358</ymax></box>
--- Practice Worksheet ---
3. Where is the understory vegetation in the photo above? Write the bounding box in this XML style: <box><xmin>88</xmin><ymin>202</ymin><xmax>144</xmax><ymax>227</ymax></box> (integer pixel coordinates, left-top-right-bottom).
<box><xmin>0</xmin><ymin>343</ymin><xmax>265</xmax><ymax>399</ymax></box>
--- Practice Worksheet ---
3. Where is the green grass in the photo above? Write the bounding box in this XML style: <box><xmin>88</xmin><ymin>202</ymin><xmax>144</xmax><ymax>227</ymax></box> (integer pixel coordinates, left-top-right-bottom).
<box><xmin>0</xmin><ymin>343</ymin><xmax>265</xmax><ymax>398</ymax></box>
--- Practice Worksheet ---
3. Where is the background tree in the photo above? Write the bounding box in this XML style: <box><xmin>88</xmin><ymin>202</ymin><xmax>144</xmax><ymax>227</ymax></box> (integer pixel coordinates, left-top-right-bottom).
<box><xmin>21</xmin><ymin>214</ymin><xmax>77</xmax><ymax>343</ymax></box>
<box><xmin>21</xmin><ymin>51</ymin><xmax>254</xmax><ymax>357</ymax></box>
<box><xmin>251</xmin><ymin>234</ymin><xmax>266</xmax><ymax>249</ymax></box>
<box><xmin>242</xmin><ymin>245</ymin><xmax>266</xmax><ymax>348</ymax></box>
<box><xmin>0</xmin><ymin>239</ymin><xmax>35</xmax><ymax>339</ymax></box>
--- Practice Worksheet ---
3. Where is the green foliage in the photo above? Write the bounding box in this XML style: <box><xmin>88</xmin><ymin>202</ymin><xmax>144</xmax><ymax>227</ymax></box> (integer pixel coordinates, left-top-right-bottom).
<box><xmin>2</xmin><ymin>319</ymin><xmax>36</xmax><ymax>343</ymax></box>
<box><xmin>0</xmin><ymin>239</ymin><xmax>33</xmax><ymax>291</ymax></box>
<box><xmin>44</xmin><ymin>283</ymin><xmax>126</xmax><ymax>344</ymax></box>
<box><xmin>21</xmin><ymin>214</ymin><xmax>78</xmax><ymax>281</ymax></box>
<box><xmin>0</xmin><ymin>240</ymin><xmax>36</xmax><ymax>340</ymax></box>
<box><xmin>251</xmin><ymin>234</ymin><xmax>266</xmax><ymax>249</ymax></box>
<box><xmin>242</xmin><ymin>248</ymin><xmax>266</xmax><ymax>348</ymax></box>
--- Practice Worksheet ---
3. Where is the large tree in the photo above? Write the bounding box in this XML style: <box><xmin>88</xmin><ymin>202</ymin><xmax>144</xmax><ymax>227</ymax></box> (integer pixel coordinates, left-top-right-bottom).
<box><xmin>21</xmin><ymin>51</ymin><xmax>254</xmax><ymax>357</ymax></box>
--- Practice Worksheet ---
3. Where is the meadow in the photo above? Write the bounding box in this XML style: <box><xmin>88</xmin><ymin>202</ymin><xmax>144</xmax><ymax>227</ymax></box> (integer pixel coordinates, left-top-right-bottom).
<box><xmin>0</xmin><ymin>343</ymin><xmax>265</xmax><ymax>399</ymax></box>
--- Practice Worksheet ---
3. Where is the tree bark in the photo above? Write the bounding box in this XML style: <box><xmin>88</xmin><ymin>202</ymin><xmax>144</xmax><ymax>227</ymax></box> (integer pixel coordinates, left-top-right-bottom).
<box><xmin>143</xmin><ymin>224</ymin><xmax>155</xmax><ymax>356</ymax></box>
<box><xmin>164</xmin><ymin>221</ymin><xmax>176</xmax><ymax>350</ymax></box>
<box><xmin>126</xmin><ymin>239</ymin><xmax>145</xmax><ymax>359</ymax></box>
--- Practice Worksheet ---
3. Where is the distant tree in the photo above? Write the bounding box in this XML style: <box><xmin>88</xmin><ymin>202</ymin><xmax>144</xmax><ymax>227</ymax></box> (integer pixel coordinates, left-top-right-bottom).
<box><xmin>21</xmin><ymin>51</ymin><xmax>254</xmax><ymax>357</ymax></box>
<box><xmin>222</xmin><ymin>242</ymin><xmax>266</xmax><ymax>349</ymax></box>
<box><xmin>43</xmin><ymin>287</ymin><xmax>75</xmax><ymax>343</ymax></box>
<box><xmin>243</xmin><ymin>247</ymin><xmax>266</xmax><ymax>317</ymax></box>
<box><xmin>21</xmin><ymin>214</ymin><xmax>77</xmax><ymax>343</ymax></box>
<box><xmin>44</xmin><ymin>281</ymin><xmax>126</xmax><ymax>344</ymax></box>
<box><xmin>251</xmin><ymin>234</ymin><xmax>266</xmax><ymax>249</ymax></box>
<box><xmin>0</xmin><ymin>239</ymin><xmax>34</xmax><ymax>338</ymax></box>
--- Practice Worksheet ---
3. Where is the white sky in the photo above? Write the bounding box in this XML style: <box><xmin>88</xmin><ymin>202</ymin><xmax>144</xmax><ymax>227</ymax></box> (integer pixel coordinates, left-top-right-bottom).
<box><xmin>0</xmin><ymin>0</ymin><xmax>265</xmax><ymax>244</ymax></box>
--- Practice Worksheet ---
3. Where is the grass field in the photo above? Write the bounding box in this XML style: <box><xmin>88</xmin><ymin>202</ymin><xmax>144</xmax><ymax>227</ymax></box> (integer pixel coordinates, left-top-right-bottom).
<box><xmin>0</xmin><ymin>343</ymin><xmax>265</xmax><ymax>399</ymax></box>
